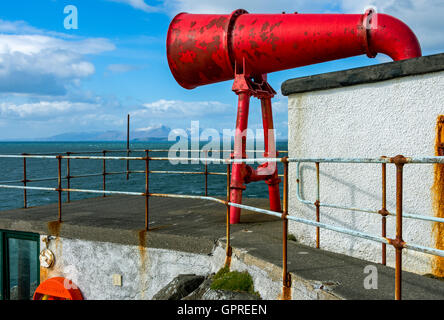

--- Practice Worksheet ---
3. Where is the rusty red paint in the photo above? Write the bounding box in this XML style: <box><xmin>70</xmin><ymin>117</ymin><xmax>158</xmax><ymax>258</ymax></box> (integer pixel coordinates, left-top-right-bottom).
<box><xmin>166</xmin><ymin>11</ymin><xmax>243</xmax><ymax>89</ymax></box>
<box><xmin>167</xmin><ymin>10</ymin><xmax>421</xmax><ymax>89</ymax></box>
<box><xmin>229</xmin><ymin>71</ymin><xmax>282</xmax><ymax>224</ymax></box>
<box><xmin>167</xmin><ymin>9</ymin><xmax>421</xmax><ymax>226</ymax></box>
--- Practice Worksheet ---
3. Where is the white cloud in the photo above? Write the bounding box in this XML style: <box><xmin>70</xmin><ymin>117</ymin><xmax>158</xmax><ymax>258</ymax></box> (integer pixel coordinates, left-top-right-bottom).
<box><xmin>0</xmin><ymin>19</ymin><xmax>41</xmax><ymax>34</ymax></box>
<box><xmin>0</xmin><ymin>101</ymin><xmax>99</xmax><ymax>119</ymax></box>
<box><xmin>109</xmin><ymin>0</ymin><xmax>160</xmax><ymax>12</ymax></box>
<box><xmin>106</xmin><ymin>63</ymin><xmax>142</xmax><ymax>74</ymax></box>
<box><xmin>0</xmin><ymin>22</ymin><xmax>115</xmax><ymax>95</ymax></box>
<box><xmin>135</xmin><ymin>124</ymin><xmax>166</xmax><ymax>131</ymax></box>
<box><xmin>135</xmin><ymin>99</ymin><xmax>230</xmax><ymax>117</ymax></box>
<box><xmin>162</xmin><ymin>0</ymin><xmax>335</xmax><ymax>15</ymax></box>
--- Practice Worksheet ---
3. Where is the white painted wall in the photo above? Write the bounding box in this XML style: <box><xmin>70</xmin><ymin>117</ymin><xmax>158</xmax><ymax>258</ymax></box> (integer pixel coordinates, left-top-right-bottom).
<box><xmin>40</xmin><ymin>236</ymin><xmax>219</xmax><ymax>300</ymax></box>
<box><xmin>38</xmin><ymin>236</ymin><xmax>339</xmax><ymax>300</ymax></box>
<box><xmin>287</xmin><ymin>71</ymin><xmax>444</xmax><ymax>275</ymax></box>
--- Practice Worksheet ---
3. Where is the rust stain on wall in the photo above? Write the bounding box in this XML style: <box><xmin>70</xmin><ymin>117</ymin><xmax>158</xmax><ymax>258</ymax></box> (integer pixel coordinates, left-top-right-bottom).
<box><xmin>138</xmin><ymin>230</ymin><xmax>147</xmax><ymax>298</ymax></box>
<box><xmin>47</xmin><ymin>220</ymin><xmax>62</xmax><ymax>257</ymax></box>
<box><xmin>46</xmin><ymin>221</ymin><xmax>63</xmax><ymax>282</ymax></box>
<box><xmin>39</xmin><ymin>266</ymin><xmax>49</xmax><ymax>283</ymax></box>
<box><xmin>278</xmin><ymin>286</ymin><xmax>292</xmax><ymax>300</ymax></box>
<box><xmin>47</xmin><ymin>221</ymin><xmax>61</xmax><ymax>237</ymax></box>
<box><xmin>432</xmin><ymin>115</ymin><xmax>444</xmax><ymax>277</ymax></box>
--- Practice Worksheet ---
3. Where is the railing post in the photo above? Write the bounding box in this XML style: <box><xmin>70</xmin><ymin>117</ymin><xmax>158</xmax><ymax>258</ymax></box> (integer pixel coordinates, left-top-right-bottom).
<box><xmin>126</xmin><ymin>149</ymin><xmax>130</xmax><ymax>180</ymax></box>
<box><xmin>392</xmin><ymin>155</ymin><xmax>406</xmax><ymax>300</ymax></box>
<box><xmin>225</xmin><ymin>163</ymin><xmax>232</xmax><ymax>268</ymax></box>
<box><xmin>126</xmin><ymin>114</ymin><xmax>130</xmax><ymax>180</ymax></box>
<box><xmin>315</xmin><ymin>162</ymin><xmax>320</xmax><ymax>249</ymax></box>
<box><xmin>204</xmin><ymin>150</ymin><xmax>208</xmax><ymax>196</ymax></box>
<box><xmin>145</xmin><ymin>150</ymin><xmax>150</xmax><ymax>231</ymax></box>
<box><xmin>282</xmin><ymin>157</ymin><xmax>291</xmax><ymax>299</ymax></box>
<box><xmin>22</xmin><ymin>153</ymin><xmax>27</xmax><ymax>209</ymax></box>
<box><xmin>379</xmin><ymin>159</ymin><xmax>388</xmax><ymax>265</ymax></box>
<box><xmin>57</xmin><ymin>155</ymin><xmax>62</xmax><ymax>223</ymax></box>
<box><xmin>66</xmin><ymin>152</ymin><xmax>71</xmax><ymax>203</ymax></box>
<box><xmin>103</xmin><ymin>150</ymin><xmax>107</xmax><ymax>198</ymax></box>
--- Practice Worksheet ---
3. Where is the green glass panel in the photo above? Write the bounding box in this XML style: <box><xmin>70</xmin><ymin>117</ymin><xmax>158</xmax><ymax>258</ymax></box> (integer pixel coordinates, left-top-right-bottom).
<box><xmin>8</xmin><ymin>238</ymin><xmax>38</xmax><ymax>300</ymax></box>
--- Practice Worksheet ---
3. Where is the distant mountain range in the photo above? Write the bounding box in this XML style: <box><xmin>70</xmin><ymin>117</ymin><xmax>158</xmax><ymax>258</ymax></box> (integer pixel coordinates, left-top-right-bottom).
<box><xmin>2</xmin><ymin>125</ymin><xmax>287</xmax><ymax>142</ymax></box>
<box><xmin>37</xmin><ymin>125</ymin><xmax>172</xmax><ymax>142</ymax></box>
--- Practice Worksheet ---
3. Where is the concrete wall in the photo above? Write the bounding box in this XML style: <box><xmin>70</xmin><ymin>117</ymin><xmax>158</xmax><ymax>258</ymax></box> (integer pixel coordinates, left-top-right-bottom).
<box><xmin>38</xmin><ymin>236</ymin><xmax>341</xmax><ymax>300</ymax></box>
<box><xmin>286</xmin><ymin>69</ymin><xmax>443</xmax><ymax>275</ymax></box>
<box><xmin>39</xmin><ymin>236</ymin><xmax>218</xmax><ymax>300</ymax></box>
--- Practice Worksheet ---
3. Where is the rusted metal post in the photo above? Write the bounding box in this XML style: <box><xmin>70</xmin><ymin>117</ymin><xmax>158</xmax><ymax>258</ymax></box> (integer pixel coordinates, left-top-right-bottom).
<box><xmin>225</xmin><ymin>163</ymin><xmax>232</xmax><ymax>268</ymax></box>
<box><xmin>380</xmin><ymin>161</ymin><xmax>388</xmax><ymax>265</ymax></box>
<box><xmin>57</xmin><ymin>155</ymin><xmax>62</xmax><ymax>223</ymax></box>
<box><xmin>103</xmin><ymin>150</ymin><xmax>107</xmax><ymax>198</ymax></box>
<box><xmin>66</xmin><ymin>152</ymin><xmax>71</xmax><ymax>203</ymax></box>
<box><xmin>204</xmin><ymin>150</ymin><xmax>208</xmax><ymax>196</ymax></box>
<box><xmin>315</xmin><ymin>162</ymin><xmax>320</xmax><ymax>249</ymax></box>
<box><xmin>22</xmin><ymin>153</ymin><xmax>27</xmax><ymax>209</ymax></box>
<box><xmin>393</xmin><ymin>155</ymin><xmax>406</xmax><ymax>300</ymax></box>
<box><xmin>126</xmin><ymin>114</ymin><xmax>130</xmax><ymax>180</ymax></box>
<box><xmin>145</xmin><ymin>150</ymin><xmax>150</xmax><ymax>231</ymax></box>
<box><xmin>282</xmin><ymin>157</ymin><xmax>291</xmax><ymax>297</ymax></box>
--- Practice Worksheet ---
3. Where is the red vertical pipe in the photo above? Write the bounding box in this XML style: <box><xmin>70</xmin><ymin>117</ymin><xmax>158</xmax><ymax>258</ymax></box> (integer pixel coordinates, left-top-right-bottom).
<box><xmin>260</xmin><ymin>97</ymin><xmax>281</xmax><ymax>213</ymax></box>
<box><xmin>230</xmin><ymin>91</ymin><xmax>251</xmax><ymax>224</ymax></box>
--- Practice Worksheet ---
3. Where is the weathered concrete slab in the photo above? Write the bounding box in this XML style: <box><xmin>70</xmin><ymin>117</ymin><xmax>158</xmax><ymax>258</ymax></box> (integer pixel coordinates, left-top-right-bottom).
<box><xmin>0</xmin><ymin>196</ymin><xmax>275</xmax><ymax>254</ymax></box>
<box><xmin>0</xmin><ymin>196</ymin><xmax>443</xmax><ymax>300</ymax></box>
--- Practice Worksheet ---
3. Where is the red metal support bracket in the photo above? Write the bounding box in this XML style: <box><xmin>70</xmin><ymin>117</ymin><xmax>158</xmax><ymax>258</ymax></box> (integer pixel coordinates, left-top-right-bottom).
<box><xmin>229</xmin><ymin>62</ymin><xmax>282</xmax><ymax>224</ymax></box>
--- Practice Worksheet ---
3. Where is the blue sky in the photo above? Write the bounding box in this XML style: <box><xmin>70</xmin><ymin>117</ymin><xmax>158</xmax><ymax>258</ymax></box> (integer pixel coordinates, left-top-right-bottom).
<box><xmin>0</xmin><ymin>0</ymin><xmax>442</xmax><ymax>140</ymax></box>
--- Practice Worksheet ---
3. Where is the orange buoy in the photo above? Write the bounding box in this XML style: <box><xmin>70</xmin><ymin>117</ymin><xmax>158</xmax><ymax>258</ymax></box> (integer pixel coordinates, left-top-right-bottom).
<box><xmin>33</xmin><ymin>277</ymin><xmax>83</xmax><ymax>300</ymax></box>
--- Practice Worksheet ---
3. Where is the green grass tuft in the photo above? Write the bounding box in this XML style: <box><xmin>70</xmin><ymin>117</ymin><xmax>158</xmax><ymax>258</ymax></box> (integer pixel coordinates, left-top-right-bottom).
<box><xmin>213</xmin><ymin>266</ymin><xmax>230</xmax><ymax>281</ymax></box>
<box><xmin>211</xmin><ymin>267</ymin><xmax>258</xmax><ymax>295</ymax></box>
<box><xmin>287</xmin><ymin>234</ymin><xmax>297</xmax><ymax>242</ymax></box>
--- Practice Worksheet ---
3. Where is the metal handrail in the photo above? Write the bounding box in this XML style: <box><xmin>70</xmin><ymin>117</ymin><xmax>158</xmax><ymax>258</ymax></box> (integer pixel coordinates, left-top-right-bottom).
<box><xmin>295</xmin><ymin>162</ymin><xmax>444</xmax><ymax>224</ymax></box>
<box><xmin>5</xmin><ymin>149</ymin><xmax>289</xmax><ymax>156</ymax></box>
<box><xmin>0</xmin><ymin>153</ymin><xmax>443</xmax><ymax>300</ymax></box>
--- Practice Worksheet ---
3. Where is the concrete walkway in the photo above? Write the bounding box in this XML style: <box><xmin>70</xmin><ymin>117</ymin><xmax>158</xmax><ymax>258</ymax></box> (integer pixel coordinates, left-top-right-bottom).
<box><xmin>0</xmin><ymin>195</ymin><xmax>443</xmax><ymax>300</ymax></box>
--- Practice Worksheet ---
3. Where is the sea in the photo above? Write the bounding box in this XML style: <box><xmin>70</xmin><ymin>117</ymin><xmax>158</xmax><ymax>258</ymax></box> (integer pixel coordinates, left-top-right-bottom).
<box><xmin>0</xmin><ymin>141</ymin><xmax>288</xmax><ymax>211</ymax></box>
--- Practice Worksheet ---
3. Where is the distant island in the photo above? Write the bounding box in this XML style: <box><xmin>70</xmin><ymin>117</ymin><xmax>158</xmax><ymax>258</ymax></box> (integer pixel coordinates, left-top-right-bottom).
<box><xmin>2</xmin><ymin>125</ymin><xmax>288</xmax><ymax>142</ymax></box>
<box><xmin>3</xmin><ymin>125</ymin><xmax>172</xmax><ymax>142</ymax></box>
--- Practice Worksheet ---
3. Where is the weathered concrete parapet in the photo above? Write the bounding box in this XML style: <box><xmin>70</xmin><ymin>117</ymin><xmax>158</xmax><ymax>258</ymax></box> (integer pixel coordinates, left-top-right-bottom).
<box><xmin>282</xmin><ymin>53</ymin><xmax>444</xmax><ymax>276</ymax></box>
<box><xmin>282</xmin><ymin>53</ymin><xmax>444</xmax><ymax>95</ymax></box>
